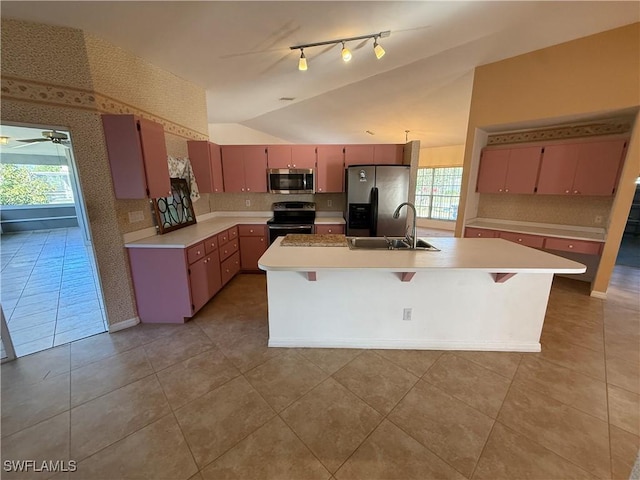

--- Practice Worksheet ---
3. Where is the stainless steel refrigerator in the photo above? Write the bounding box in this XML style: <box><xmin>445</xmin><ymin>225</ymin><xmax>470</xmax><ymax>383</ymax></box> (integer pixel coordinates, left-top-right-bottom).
<box><xmin>345</xmin><ymin>165</ymin><xmax>410</xmax><ymax>237</ymax></box>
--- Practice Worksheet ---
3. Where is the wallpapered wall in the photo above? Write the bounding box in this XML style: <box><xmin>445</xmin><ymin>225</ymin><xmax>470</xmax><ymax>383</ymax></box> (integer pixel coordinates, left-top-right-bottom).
<box><xmin>1</xmin><ymin>18</ymin><xmax>210</xmax><ymax>328</ymax></box>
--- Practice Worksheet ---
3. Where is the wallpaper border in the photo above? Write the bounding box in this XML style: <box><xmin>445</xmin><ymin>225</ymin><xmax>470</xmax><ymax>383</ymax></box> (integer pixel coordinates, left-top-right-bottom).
<box><xmin>487</xmin><ymin>121</ymin><xmax>631</xmax><ymax>145</ymax></box>
<box><xmin>1</xmin><ymin>75</ymin><xmax>208</xmax><ymax>141</ymax></box>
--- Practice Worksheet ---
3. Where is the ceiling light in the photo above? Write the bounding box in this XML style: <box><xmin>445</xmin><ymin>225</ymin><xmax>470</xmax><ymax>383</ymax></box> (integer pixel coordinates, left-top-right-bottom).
<box><xmin>290</xmin><ymin>30</ymin><xmax>390</xmax><ymax>71</ymax></box>
<box><xmin>298</xmin><ymin>49</ymin><xmax>307</xmax><ymax>71</ymax></box>
<box><xmin>373</xmin><ymin>38</ymin><xmax>385</xmax><ymax>59</ymax></box>
<box><xmin>0</xmin><ymin>136</ymin><xmax>9</xmax><ymax>145</ymax></box>
<box><xmin>341</xmin><ymin>42</ymin><xmax>352</xmax><ymax>62</ymax></box>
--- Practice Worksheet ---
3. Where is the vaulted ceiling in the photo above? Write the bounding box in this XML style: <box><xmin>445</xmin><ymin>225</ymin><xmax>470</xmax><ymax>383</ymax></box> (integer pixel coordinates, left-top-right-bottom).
<box><xmin>2</xmin><ymin>1</ymin><xmax>638</xmax><ymax>147</ymax></box>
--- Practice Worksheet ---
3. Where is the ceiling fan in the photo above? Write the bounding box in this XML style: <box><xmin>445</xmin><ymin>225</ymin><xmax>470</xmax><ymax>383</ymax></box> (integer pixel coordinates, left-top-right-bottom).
<box><xmin>12</xmin><ymin>130</ymin><xmax>70</xmax><ymax>149</ymax></box>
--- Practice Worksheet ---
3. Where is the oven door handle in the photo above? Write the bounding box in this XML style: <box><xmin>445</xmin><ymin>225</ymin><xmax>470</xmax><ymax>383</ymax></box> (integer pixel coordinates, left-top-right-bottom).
<box><xmin>268</xmin><ymin>225</ymin><xmax>313</xmax><ymax>230</ymax></box>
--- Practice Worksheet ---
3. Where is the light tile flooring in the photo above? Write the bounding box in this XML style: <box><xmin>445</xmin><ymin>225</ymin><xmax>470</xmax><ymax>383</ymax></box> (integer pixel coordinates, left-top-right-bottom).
<box><xmin>1</xmin><ymin>269</ymin><xmax>638</xmax><ymax>479</ymax></box>
<box><xmin>0</xmin><ymin>227</ymin><xmax>106</xmax><ymax>357</ymax></box>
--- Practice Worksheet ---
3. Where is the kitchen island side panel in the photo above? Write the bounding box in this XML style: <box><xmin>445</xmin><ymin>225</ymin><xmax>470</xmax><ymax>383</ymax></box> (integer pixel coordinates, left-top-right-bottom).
<box><xmin>265</xmin><ymin>269</ymin><xmax>553</xmax><ymax>351</ymax></box>
<box><xmin>128</xmin><ymin>248</ymin><xmax>193</xmax><ymax>323</ymax></box>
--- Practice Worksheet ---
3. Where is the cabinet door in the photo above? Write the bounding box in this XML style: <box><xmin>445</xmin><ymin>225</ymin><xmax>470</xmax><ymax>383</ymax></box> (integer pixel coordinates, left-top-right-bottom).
<box><xmin>573</xmin><ymin>139</ymin><xmax>626</xmax><ymax>196</ymax></box>
<box><xmin>267</xmin><ymin>145</ymin><xmax>292</xmax><ymax>169</ymax></box>
<box><xmin>291</xmin><ymin>145</ymin><xmax>317</xmax><ymax>169</ymax></box>
<box><xmin>504</xmin><ymin>146</ymin><xmax>542</xmax><ymax>194</ymax></box>
<box><xmin>476</xmin><ymin>149</ymin><xmax>509</xmax><ymax>193</ymax></box>
<box><xmin>537</xmin><ymin>144</ymin><xmax>578</xmax><ymax>195</ymax></box>
<box><xmin>344</xmin><ymin>145</ymin><xmax>375</xmax><ymax>166</ymax></box>
<box><xmin>374</xmin><ymin>144</ymin><xmax>404</xmax><ymax>165</ymax></box>
<box><xmin>189</xmin><ymin>256</ymin><xmax>210</xmax><ymax>314</ymax></box>
<box><xmin>316</xmin><ymin>146</ymin><xmax>345</xmax><ymax>193</ymax></box>
<box><xmin>209</xmin><ymin>142</ymin><xmax>225</xmax><ymax>193</ymax></box>
<box><xmin>102</xmin><ymin>115</ymin><xmax>171</xmax><ymax>199</ymax></box>
<box><xmin>240</xmin><ymin>236</ymin><xmax>267</xmax><ymax>271</ymax></box>
<box><xmin>206</xmin><ymin>254</ymin><xmax>222</xmax><ymax>297</ymax></box>
<box><xmin>221</xmin><ymin>146</ymin><xmax>246</xmax><ymax>192</ymax></box>
<box><xmin>187</xmin><ymin>140</ymin><xmax>214</xmax><ymax>193</ymax></box>
<box><xmin>315</xmin><ymin>224</ymin><xmax>345</xmax><ymax>234</ymax></box>
<box><xmin>221</xmin><ymin>251</ymin><xmax>241</xmax><ymax>285</ymax></box>
<box><xmin>138</xmin><ymin>118</ymin><xmax>172</xmax><ymax>198</ymax></box>
<box><xmin>243</xmin><ymin>146</ymin><xmax>268</xmax><ymax>192</ymax></box>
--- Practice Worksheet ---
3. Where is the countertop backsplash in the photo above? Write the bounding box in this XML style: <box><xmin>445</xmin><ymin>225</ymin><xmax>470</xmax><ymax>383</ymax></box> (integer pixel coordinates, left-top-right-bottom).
<box><xmin>477</xmin><ymin>193</ymin><xmax>613</xmax><ymax>228</ymax></box>
<box><xmin>209</xmin><ymin>192</ymin><xmax>346</xmax><ymax>212</ymax></box>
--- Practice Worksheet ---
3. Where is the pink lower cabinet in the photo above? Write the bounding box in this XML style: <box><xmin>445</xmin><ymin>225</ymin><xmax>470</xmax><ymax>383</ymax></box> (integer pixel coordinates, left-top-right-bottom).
<box><xmin>315</xmin><ymin>224</ymin><xmax>345</xmax><ymax>235</ymax></box>
<box><xmin>239</xmin><ymin>225</ymin><xmax>268</xmax><ymax>271</ymax></box>
<box><xmin>543</xmin><ymin>237</ymin><xmax>603</xmax><ymax>255</ymax></box>
<box><xmin>498</xmin><ymin>231</ymin><xmax>545</xmax><ymax>249</ymax></box>
<box><xmin>219</xmin><ymin>227</ymin><xmax>241</xmax><ymax>285</ymax></box>
<box><xmin>464</xmin><ymin>227</ymin><xmax>497</xmax><ymax>238</ymax></box>
<box><xmin>127</xmin><ymin>236</ymin><xmax>222</xmax><ymax>324</ymax></box>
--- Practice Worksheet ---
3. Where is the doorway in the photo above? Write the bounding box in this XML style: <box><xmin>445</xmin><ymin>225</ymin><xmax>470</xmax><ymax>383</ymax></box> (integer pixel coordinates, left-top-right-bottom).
<box><xmin>0</xmin><ymin>124</ymin><xmax>107</xmax><ymax>357</ymax></box>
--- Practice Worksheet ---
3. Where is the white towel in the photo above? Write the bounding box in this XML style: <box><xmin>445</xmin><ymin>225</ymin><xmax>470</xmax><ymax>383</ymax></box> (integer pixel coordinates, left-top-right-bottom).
<box><xmin>167</xmin><ymin>155</ymin><xmax>200</xmax><ymax>202</ymax></box>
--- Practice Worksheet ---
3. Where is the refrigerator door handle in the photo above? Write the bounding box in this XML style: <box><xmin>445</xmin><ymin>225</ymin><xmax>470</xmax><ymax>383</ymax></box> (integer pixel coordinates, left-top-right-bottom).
<box><xmin>370</xmin><ymin>187</ymin><xmax>379</xmax><ymax>237</ymax></box>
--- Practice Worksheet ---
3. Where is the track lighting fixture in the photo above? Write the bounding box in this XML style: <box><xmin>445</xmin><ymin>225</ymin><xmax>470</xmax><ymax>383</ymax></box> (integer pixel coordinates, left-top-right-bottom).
<box><xmin>298</xmin><ymin>49</ymin><xmax>307</xmax><ymax>71</ymax></box>
<box><xmin>341</xmin><ymin>42</ymin><xmax>352</xmax><ymax>62</ymax></box>
<box><xmin>290</xmin><ymin>30</ymin><xmax>390</xmax><ymax>71</ymax></box>
<box><xmin>373</xmin><ymin>37</ymin><xmax>385</xmax><ymax>59</ymax></box>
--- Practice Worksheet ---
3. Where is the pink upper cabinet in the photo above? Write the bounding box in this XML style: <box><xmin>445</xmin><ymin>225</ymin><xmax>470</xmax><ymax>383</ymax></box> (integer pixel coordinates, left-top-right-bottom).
<box><xmin>220</xmin><ymin>146</ymin><xmax>246</xmax><ymax>193</ymax></box>
<box><xmin>187</xmin><ymin>140</ymin><xmax>225</xmax><ymax>193</ymax></box>
<box><xmin>290</xmin><ymin>145</ymin><xmax>317</xmax><ymax>169</ymax></box>
<box><xmin>267</xmin><ymin>145</ymin><xmax>292</xmax><ymax>169</ymax></box>
<box><xmin>477</xmin><ymin>146</ymin><xmax>542</xmax><ymax>194</ymax></box>
<box><xmin>316</xmin><ymin>145</ymin><xmax>345</xmax><ymax>193</ymax></box>
<box><xmin>344</xmin><ymin>145</ymin><xmax>375</xmax><ymax>166</ymax></box>
<box><xmin>102</xmin><ymin>114</ymin><xmax>171</xmax><ymax>199</ymax></box>
<box><xmin>476</xmin><ymin>149</ymin><xmax>509</xmax><ymax>193</ymax></box>
<box><xmin>373</xmin><ymin>144</ymin><xmax>404</xmax><ymax>165</ymax></box>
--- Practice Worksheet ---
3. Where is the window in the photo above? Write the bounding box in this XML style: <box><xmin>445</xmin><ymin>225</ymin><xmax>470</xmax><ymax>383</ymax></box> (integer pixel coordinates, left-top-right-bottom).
<box><xmin>415</xmin><ymin>167</ymin><xmax>462</xmax><ymax>221</ymax></box>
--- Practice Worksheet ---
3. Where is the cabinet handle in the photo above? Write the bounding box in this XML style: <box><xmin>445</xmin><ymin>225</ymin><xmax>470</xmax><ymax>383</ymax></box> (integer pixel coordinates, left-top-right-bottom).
<box><xmin>197</xmin><ymin>250</ymin><xmax>201</xmax><ymax>255</ymax></box>
<box><xmin>328</xmin><ymin>229</ymin><xmax>333</xmax><ymax>233</ymax></box>
<box><xmin>518</xmin><ymin>238</ymin><xmax>523</xmax><ymax>242</ymax></box>
<box><xmin>226</xmin><ymin>268</ymin><xmax>230</xmax><ymax>273</ymax></box>
<box><xmin>565</xmin><ymin>190</ymin><xmax>570</xmax><ymax>194</ymax></box>
<box><xmin>242</xmin><ymin>188</ymin><xmax>245</xmax><ymax>192</ymax></box>
<box><xmin>260</xmin><ymin>238</ymin><xmax>264</xmax><ymax>242</ymax></box>
<box><xmin>477</xmin><ymin>233</ymin><xmax>482</xmax><ymax>237</ymax></box>
<box><xmin>573</xmin><ymin>190</ymin><xmax>580</xmax><ymax>194</ymax></box>
<box><xmin>247</xmin><ymin>188</ymin><xmax>251</xmax><ymax>191</ymax></box>
<box><xmin>505</xmin><ymin>189</ymin><xmax>509</xmax><ymax>193</ymax></box>
<box><xmin>499</xmin><ymin>188</ymin><xmax>503</xmax><ymax>192</ymax></box>
<box><xmin>319</xmin><ymin>188</ymin><xmax>323</xmax><ymax>192</ymax></box>
<box><xmin>568</xmin><ymin>244</ymin><xmax>574</xmax><ymax>249</ymax></box>
<box><xmin>250</xmin><ymin>229</ymin><xmax>254</xmax><ymax>233</ymax></box>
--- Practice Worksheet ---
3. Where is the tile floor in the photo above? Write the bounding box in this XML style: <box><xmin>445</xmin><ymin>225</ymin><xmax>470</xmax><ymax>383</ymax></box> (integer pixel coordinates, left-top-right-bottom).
<box><xmin>0</xmin><ymin>227</ymin><xmax>107</xmax><ymax>357</ymax></box>
<box><xmin>0</xmin><ymin>268</ymin><xmax>638</xmax><ymax>479</ymax></box>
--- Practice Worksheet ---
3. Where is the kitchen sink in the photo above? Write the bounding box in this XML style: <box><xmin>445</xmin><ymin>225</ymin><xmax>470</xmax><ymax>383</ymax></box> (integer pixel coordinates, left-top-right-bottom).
<box><xmin>347</xmin><ymin>237</ymin><xmax>440</xmax><ymax>251</ymax></box>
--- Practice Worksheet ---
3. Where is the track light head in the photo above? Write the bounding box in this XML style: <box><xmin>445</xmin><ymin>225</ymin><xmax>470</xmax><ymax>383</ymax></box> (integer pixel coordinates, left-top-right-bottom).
<box><xmin>373</xmin><ymin>38</ymin><xmax>385</xmax><ymax>59</ymax></box>
<box><xmin>341</xmin><ymin>42</ymin><xmax>352</xmax><ymax>62</ymax></box>
<box><xmin>298</xmin><ymin>49</ymin><xmax>307</xmax><ymax>71</ymax></box>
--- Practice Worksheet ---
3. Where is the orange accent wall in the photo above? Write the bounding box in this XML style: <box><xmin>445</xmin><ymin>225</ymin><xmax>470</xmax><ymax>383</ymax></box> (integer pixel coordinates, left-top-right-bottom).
<box><xmin>457</xmin><ymin>23</ymin><xmax>640</xmax><ymax>295</ymax></box>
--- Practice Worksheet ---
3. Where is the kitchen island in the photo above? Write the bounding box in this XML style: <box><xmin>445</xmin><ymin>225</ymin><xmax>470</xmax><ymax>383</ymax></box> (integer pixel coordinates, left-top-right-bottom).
<box><xmin>258</xmin><ymin>237</ymin><xmax>586</xmax><ymax>352</ymax></box>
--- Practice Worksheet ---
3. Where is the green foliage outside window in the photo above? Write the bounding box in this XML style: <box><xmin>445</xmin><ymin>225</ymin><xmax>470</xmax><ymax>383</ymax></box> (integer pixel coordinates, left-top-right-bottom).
<box><xmin>0</xmin><ymin>164</ymin><xmax>52</xmax><ymax>205</ymax></box>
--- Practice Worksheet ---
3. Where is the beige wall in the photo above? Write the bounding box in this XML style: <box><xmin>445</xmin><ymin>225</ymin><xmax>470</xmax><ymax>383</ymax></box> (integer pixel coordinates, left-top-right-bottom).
<box><xmin>457</xmin><ymin>23</ymin><xmax>640</xmax><ymax>295</ymax></box>
<box><xmin>1</xmin><ymin>18</ymin><xmax>210</xmax><ymax>328</ymax></box>
<box><xmin>419</xmin><ymin>145</ymin><xmax>464</xmax><ymax>168</ymax></box>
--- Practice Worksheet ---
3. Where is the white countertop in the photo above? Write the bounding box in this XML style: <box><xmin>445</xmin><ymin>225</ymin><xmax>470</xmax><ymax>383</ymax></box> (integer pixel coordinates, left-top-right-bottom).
<box><xmin>258</xmin><ymin>237</ymin><xmax>586</xmax><ymax>274</ymax></box>
<box><xmin>466</xmin><ymin>218</ymin><xmax>606</xmax><ymax>242</ymax></box>
<box><xmin>125</xmin><ymin>212</ymin><xmax>346</xmax><ymax>249</ymax></box>
<box><xmin>314</xmin><ymin>217</ymin><xmax>345</xmax><ymax>225</ymax></box>
<box><xmin>125</xmin><ymin>216</ymin><xmax>269</xmax><ymax>249</ymax></box>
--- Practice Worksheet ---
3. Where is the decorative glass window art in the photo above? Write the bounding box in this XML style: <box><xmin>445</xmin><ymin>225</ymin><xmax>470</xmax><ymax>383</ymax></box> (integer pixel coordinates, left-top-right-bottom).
<box><xmin>152</xmin><ymin>177</ymin><xmax>197</xmax><ymax>234</ymax></box>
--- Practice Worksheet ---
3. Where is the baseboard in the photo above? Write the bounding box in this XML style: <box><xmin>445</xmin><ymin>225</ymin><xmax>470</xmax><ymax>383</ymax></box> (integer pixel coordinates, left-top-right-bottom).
<box><xmin>108</xmin><ymin>317</ymin><xmax>140</xmax><ymax>333</ymax></box>
<box><xmin>268</xmin><ymin>337</ymin><xmax>541</xmax><ymax>352</ymax></box>
<box><xmin>590</xmin><ymin>290</ymin><xmax>607</xmax><ymax>299</ymax></box>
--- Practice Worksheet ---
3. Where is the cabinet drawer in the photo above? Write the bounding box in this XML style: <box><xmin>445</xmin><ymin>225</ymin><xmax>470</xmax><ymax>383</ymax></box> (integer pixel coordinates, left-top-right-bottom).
<box><xmin>498</xmin><ymin>231</ymin><xmax>545</xmax><ymax>249</ymax></box>
<box><xmin>186</xmin><ymin>242</ymin><xmax>205</xmax><ymax>264</ymax></box>
<box><xmin>204</xmin><ymin>235</ymin><xmax>218</xmax><ymax>255</ymax></box>
<box><xmin>239</xmin><ymin>225</ymin><xmax>266</xmax><ymax>237</ymax></box>
<box><xmin>315</xmin><ymin>224</ymin><xmax>345</xmax><ymax>235</ymax></box>
<box><xmin>544</xmin><ymin>237</ymin><xmax>603</xmax><ymax>255</ymax></box>
<box><xmin>464</xmin><ymin>227</ymin><xmax>497</xmax><ymax>238</ymax></box>
<box><xmin>228</xmin><ymin>226</ymin><xmax>239</xmax><ymax>241</ymax></box>
<box><xmin>221</xmin><ymin>251</ymin><xmax>240</xmax><ymax>286</ymax></box>
<box><xmin>217</xmin><ymin>230</ymin><xmax>229</xmax><ymax>246</ymax></box>
<box><xmin>219</xmin><ymin>239</ymin><xmax>239</xmax><ymax>262</ymax></box>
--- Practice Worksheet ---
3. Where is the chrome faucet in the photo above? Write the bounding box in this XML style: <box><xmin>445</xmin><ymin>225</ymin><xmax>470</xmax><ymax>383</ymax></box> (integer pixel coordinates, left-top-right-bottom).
<box><xmin>393</xmin><ymin>202</ymin><xmax>417</xmax><ymax>249</ymax></box>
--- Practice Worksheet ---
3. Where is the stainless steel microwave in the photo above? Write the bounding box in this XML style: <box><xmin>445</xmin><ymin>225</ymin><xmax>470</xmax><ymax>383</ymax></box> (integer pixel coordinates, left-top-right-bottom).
<box><xmin>267</xmin><ymin>168</ymin><xmax>315</xmax><ymax>194</ymax></box>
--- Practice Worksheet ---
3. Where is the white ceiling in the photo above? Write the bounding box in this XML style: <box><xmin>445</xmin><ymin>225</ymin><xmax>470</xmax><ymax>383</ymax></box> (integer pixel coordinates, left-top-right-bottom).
<box><xmin>2</xmin><ymin>1</ymin><xmax>638</xmax><ymax>147</ymax></box>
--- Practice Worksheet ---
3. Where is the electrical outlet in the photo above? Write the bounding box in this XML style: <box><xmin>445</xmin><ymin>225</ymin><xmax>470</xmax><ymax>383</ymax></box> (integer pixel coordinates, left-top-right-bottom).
<box><xmin>327</xmin><ymin>199</ymin><xmax>332</xmax><ymax>207</ymax></box>
<box><xmin>245</xmin><ymin>199</ymin><xmax>251</xmax><ymax>207</ymax></box>
<box><xmin>403</xmin><ymin>308</ymin><xmax>412</xmax><ymax>321</ymax></box>
<box><xmin>128</xmin><ymin>211</ymin><xmax>144</xmax><ymax>223</ymax></box>
<box><xmin>594</xmin><ymin>215</ymin><xmax>603</xmax><ymax>225</ymax></box>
